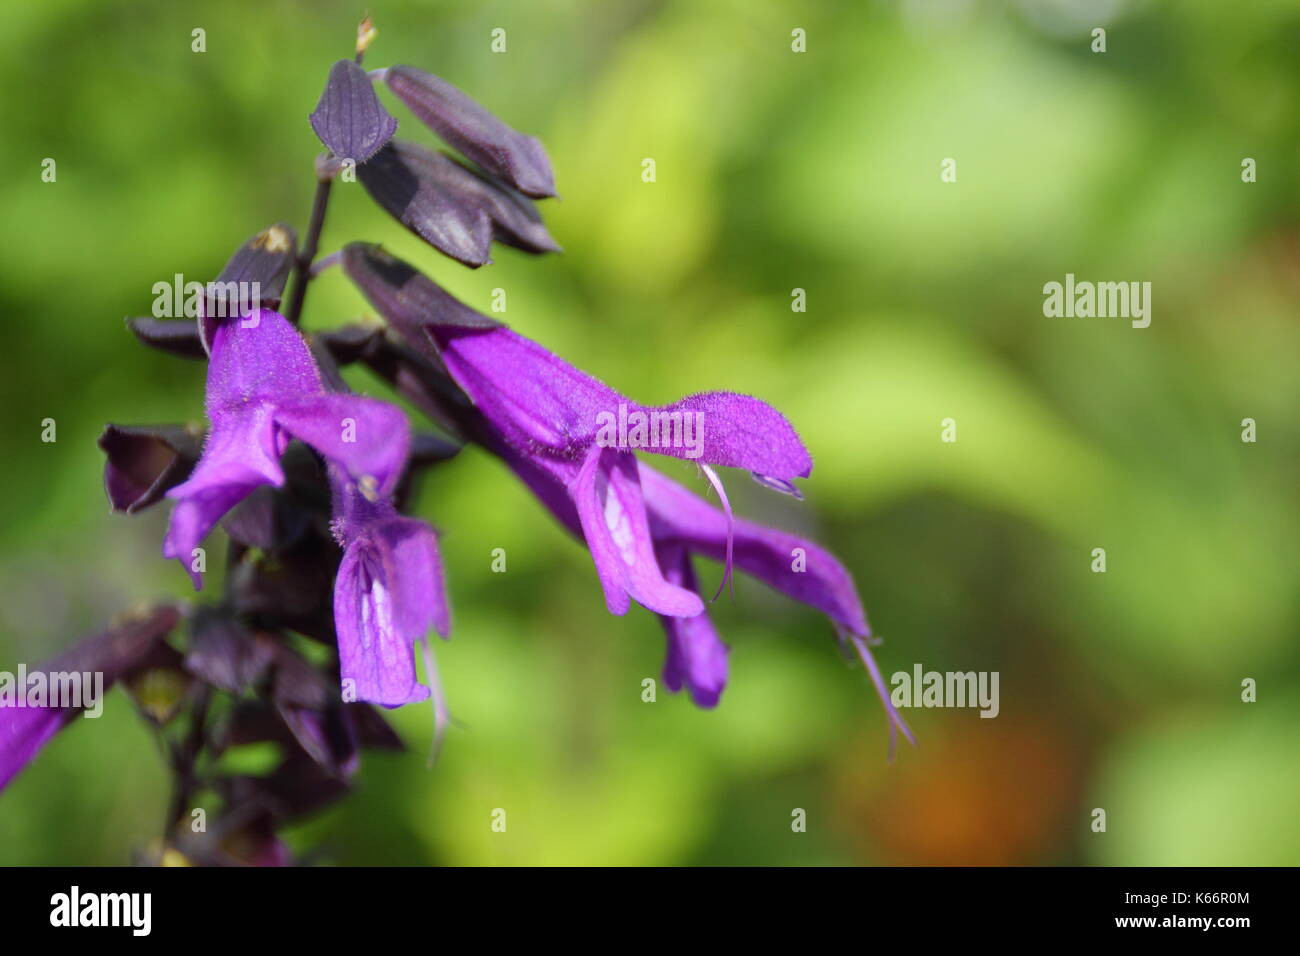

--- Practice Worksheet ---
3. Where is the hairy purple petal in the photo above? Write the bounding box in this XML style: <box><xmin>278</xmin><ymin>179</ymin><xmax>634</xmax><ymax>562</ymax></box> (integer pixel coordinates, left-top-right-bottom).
<box><xmin>570</xmin><ymin>447</ymin><xmax>702</xmax><ymax>617</ymax></box>
<box><xmin>385</xmin><ymin>65</ymin><xmax>557</xmax><ymax>198</ymax></box>
<box><xmin>274</xmin><ymin>393</ymin><xmax>410</xmax><ymax>498</ymax></box>
<box><xmin>164</xmin><ymin>309</ymin><xmax>412</xmax><ymax>588</ymax></box>
<box><xmin>434</xmin><ymin>326</ymin><xmax>620</xmax><ymax>454</ymax></box>
<box><xmin>163</xmin><ymin>406</ymin><xmax>284</xmax><ymax>587</ymax></box>
<box><xmin>310</xmin><ymin>59</ymin><xmax>397</xmax><ymax>164</ymax></box>
<box><xmin>431</xmin><ymin>324</ymin><xmax>811</xmax><ymax>480</ymax></box>
<box><xmin>331</xmin><ymin>468</ymin><xmax>449</xmax><ymax>709</ymax></box>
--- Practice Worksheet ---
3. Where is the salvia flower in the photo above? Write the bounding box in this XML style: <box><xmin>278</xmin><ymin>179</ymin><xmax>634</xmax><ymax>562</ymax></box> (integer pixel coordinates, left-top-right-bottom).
<box><xmin>26</xmin><ymin>21</ymin><xmax>910</xmax><ymax>867</ymax></box>
<box><xmin>426</xmin><ymin>322</ymin><xmax>812</xmax><ymax>619</ymax></box>
<box><xmin>163</xmin><ymin>307</ymin><xmax>410</xmax><ymax>588</ymax></box>
<box><xmin>328</xmin><ymin>463</ymin><xmax>451</xmax><ymax>714</ymax></box>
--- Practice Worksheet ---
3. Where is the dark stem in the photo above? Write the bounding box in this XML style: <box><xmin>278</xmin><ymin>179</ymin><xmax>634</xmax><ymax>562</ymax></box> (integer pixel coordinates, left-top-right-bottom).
<box><xmin>160</xmin><ymin>685</ymin><xmax>212</xmax><ymax>855</ymax></box>
<box><xmin>285</xmin><ymin>33</ymin><xmax>367</xmax><ymax>326</ymax></box>
<box><xmin>285</xmin><ymin>176</ymin><xmax>333</xmax><ymax>326</ymax></box>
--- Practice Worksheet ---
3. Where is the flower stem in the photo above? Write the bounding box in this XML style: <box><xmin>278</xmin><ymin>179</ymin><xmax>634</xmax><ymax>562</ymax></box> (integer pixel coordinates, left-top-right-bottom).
<box><xmin>285</xmin><ymin>175</ymin><xmax>333</xmax><ymax>326</ymax></box>
<box><xmin>160</xmin><ymin>685</ymin><xmax>212</xmax><ymax>855</ymax></box>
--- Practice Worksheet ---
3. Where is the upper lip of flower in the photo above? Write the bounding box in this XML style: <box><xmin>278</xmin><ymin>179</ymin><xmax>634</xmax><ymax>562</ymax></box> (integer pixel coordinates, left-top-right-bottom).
<box><xmin>413</xmin><ymin>320</ymin><xmax>814</xmax><ymax>618</ymax></box>
<box><xmin>161</xmin><ymin>308</ymin><xmax>411</xmax><ymax>589</ymax></box>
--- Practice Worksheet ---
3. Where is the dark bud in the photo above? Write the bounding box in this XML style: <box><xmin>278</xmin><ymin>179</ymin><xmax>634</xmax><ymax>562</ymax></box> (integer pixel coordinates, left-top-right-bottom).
<box><xmin>126</xmin><ymin>316</ymin><xmax>205</xmax><ymax>360</ymax></box>
<box><xmin>310</xmin><ymin>59</ymin><xmax>397</xmax><ymax>165</ymax></box>
<box><xmin>394</xmin><ymin>431</ymin><xmax>464</xmax><ymax>512</ymax></box>
<box><xmin>341</xmin><ymin>242</ymin><xmax>501</xmax><ymax>334</ymax></box>
<box><xmin>269</xmin><ymin>646</ymin><xmax>359</xmax><ymax>778</ymax></box>
<box><xmin>215</xmin><ymin>750</ymin><xmax>351</xmax><ymax>828</ymax></box>
<box><xmin>201</xmin><ymin>224</ymin><xmax>299</xmax><ymax>351</ymax></box>
<box><xmin>385</xmin><ymin>64</ymin><xmax>557</xmax><ymax>198</ymax></box>
<box><xmin>358</xmin><ymin>140</ymin><xmax>559</xmax><ymax>267</ymax></box>
<box><xmin>221</xmin><ymin>441</ymin><xmax>327</xmax><ymax>551</ymax></box>
<box><xmin>313</xmin><ymin>323</ymin><xmax>380</xmax><ymax>365</ymax></box>
<box><xmin>99</xmin><ymin>423</ymin><xmax>203</xmax><ymax>514</ymax></box>
<box><xmin>228</xmin><ymin>528</ymin><xmax>340</xmax><ymax>643</ymax></box>
<box><xmin>184</xmin><ymin>608</ymin><xmax>274</xmax><ymax>696</ymax></box>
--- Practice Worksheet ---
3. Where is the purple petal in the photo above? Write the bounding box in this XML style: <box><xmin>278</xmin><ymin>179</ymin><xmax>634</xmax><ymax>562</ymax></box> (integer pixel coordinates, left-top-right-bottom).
<box><xmin>655</xmin><ymin>544</ymin><xmax>728</xmax><ymax>708</ymax></box>
<box><xmin>639</xmin><ymin>464</ymin><xmax>870</xmax><ymax>637</ymax></box>
<box><xmin>164</xmin><ymin>309</ymin><xmax>413</xmax><ymax>587</ymax></box>
<box><xmin>371</xmin><ymin>516</ymin><xmax>450</xmax><ymax>640</ymax></box>
<box><xmin>334</xmin><ymin>534</ymin><xmax>432</xmax><ymax>709</ymax></box>
<box><xmin>642</xmin><ymin>391</ymin><xmax>812</xmax><ymax>480</ymax></box>
<box><xmin>273</xmin><ymin>393</ymin><xmax>410</xmax><ymax>497</ymax></box>
<box><xmin>429</xmin><ymin>325</ymin><xmax>810</xmax><ymax>482</ymax></box>
<box><xmin>570</xmin><ymin>447</ymin><xmax>704</xmax><ymax>618</ymax></box>
<box><xmin>163</xmin><ymin>406</ymin><xmax>283</xmax><ymax>588</ymax></box>
<box><xmin>433</xmin><ymin>326</ymin><xmax>621</xmax><ymax>454</ymax></box>
<box><xmin>205</xmin><ymin>310</ymin><xmax>323</xmax><ymax>410</ymax></box>
<box><xmin>0</xmin><ymin>707</ymin><xmax>66</xmax><ymax>793</ymax></box>
<box><xmin>385</xmin><ymin>65</ymin><xmax>557</xmax><ymax>198</ymax></box>
<box><xmin>309</xmin><ymin>59</ymin><xmax>397</xmax><ymax>164</ymax></box>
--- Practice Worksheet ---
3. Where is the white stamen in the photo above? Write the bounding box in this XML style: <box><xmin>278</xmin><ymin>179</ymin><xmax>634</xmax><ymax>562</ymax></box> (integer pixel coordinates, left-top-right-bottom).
<box><xmin>422</xmin><ymin>636</ymin><xmax>450</xmax><ymax>767</ymax></box>
<box><xmin>698</xmin><ymin>463</ymin><xmax>735</xmax><ymax>602</ymax></box>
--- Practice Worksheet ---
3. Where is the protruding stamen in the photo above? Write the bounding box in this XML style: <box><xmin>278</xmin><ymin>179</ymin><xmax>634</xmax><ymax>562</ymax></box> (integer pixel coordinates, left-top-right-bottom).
<box><xmin>699</xmin><ymin>463</ymin><xmax>735</xmax><ymax>602</ymax></box>
<box><xmin>848</xmin><ymin>631</ymin><xmax>916</xmax><ymax>762</ymax></box>
<box><xmin>421</xmin><ymin>636</ymin><xmax>450</xmax><ymax>767</ymax></box>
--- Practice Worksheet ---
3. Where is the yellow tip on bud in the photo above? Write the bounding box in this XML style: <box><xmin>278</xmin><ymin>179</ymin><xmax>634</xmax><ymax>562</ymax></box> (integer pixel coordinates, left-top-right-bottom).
<box><xmin>254</xmin><ymin>224</ymin><xmax>293</xmax><ymax>254</ymax></box>
<box><xmin>356</xmin><ymin>15</ymin><xmax>378</xmax><ymax>57</ymax></box>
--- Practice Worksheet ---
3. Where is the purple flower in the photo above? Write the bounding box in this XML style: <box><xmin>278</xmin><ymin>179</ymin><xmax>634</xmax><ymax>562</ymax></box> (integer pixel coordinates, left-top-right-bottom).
<box><xmin>425</xmin><ymin>324</ymin><xmax>812</xmax><ymax>620</ymax></box>
<box><xmin>328</xmin><ymin>465</ymin><xmax>450</xmax><ymax>715</ymax></box>
<box><xmin>163</xmin><ymin>308</ymin><xmax>410</xmax><ymax>588</ymax></box>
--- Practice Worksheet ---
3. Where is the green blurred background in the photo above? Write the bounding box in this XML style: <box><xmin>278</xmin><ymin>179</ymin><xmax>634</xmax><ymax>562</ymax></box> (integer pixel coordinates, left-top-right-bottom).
<box><xmin>1</xmin><ymin>0</ymin><xmax>1297</xmax><ymax>865</ymax></box>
